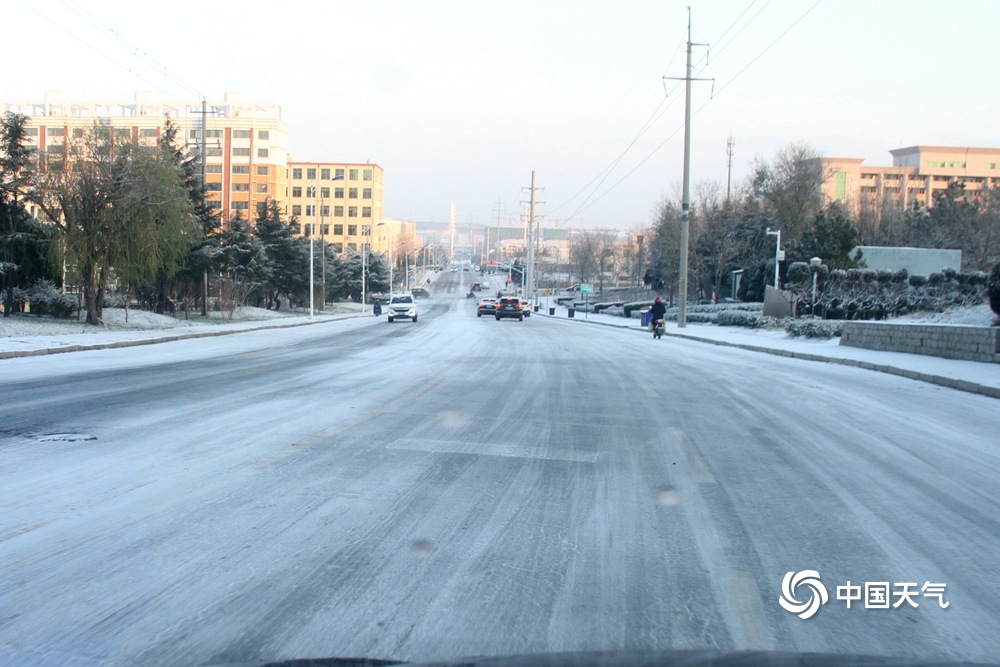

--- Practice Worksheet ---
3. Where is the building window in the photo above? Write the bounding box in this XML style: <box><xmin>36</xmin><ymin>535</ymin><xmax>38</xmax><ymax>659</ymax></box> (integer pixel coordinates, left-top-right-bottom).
<box><xmin>331</xmin><ymin>242</ymin><xmax>344</xmax><ymax>253</ymax></box>
<box><xmin>305</xmin><ymin>205</ymin><xmax>315</xmax><ymax>216</ymax></box>
<box><xmin>334</xmin><ymin>224</ymin><xmax>344</xmax><ymax>235</ymax></box>
<box><xmin>334</xmin><ymin>207</ymin><xmax>344</xmax><ymax>220</ymax></box>
<box><xmin>232</xmin><ymin>201</ymin><xmax>249</xmax><ymax>210</ymax></box>
<box><xmin>206</xmin><ymin>182</ymin><xmax>222</xmax><ymax>191</ymax></box>
<box><xmin>320</xmin><ymin>187</ymin><xmax>330</xmax><ymax>198</ymax></box>
<box><xmin>321</xmin><ymin>224</ymin><xmax>330</xmax><ymax>235</ymax></box>
<box><xmin>948</xmin><ymin>161</ymin><xmax>966</xmax><ymax>169</ymax></box>
<box><xmin>48</xmin><ymin>127</ymin><xmax>65</xmax><ymax>137</ymax></box>
<box><xmin>321</xmin><ymin>205</ymin><xmax>330</xmax><ymax>216</ymax></box>
<box><xmin>292</xmin><ymin>186</ymin><xmax>302</xmax><ymax>198</ymax></box>
<box><xmin>232</xmin><ymin>147</ymin><xmax>250</xmax><ymax>156</ymax></box>
<box><xmin>257</xmin><ymin>130</ymin><xmax>269</xmax><ymax>140</ymax></box>
<box><xmin>363</xmin><ymin>187</ymin><xmax>372</xmax><ymax>199</ymax></box>
<box><xmin>335</xmin><ymin>168</ymin><xmax>345</xmax><ymax>179</ymax></box>
<box><xmin>256</xmin><ymin>165</ymin><xmax>269</xmax><ymax>175</ymax></box>
<box><xmin>927</xmin><ymin>160</ymin><xmax>945</xmax><ymax>168</ymax></box>
<box><xmin>207</xmin><ymin>147</ymin><xmax>223</xmax><ymax>156</ymax></box>
<box><xmin>232</xmin><ymin>129</ymin><xmax>251</xmax><ymax>139</ymax></box>
<box><xmin>335</xmin><ymin>187</ymin><xmax>344</xmax><ymax>199</ymax></box>
<box><xmin>24</xmin><ymin>127</ymin><xmax>38</xmax><ymax>137</ymax></box>
<box><xmin>362</xmin><ymin>206</ymin><xmax>372</xmax><ymax>218</ymax></box>
<box><xmin>257</xmin><ymin>148</ymin><xmax>269</xmax><ymax>158</ymax></box>
<box><xmin>303</xmin><ymin>223</ymin><xmax>314</xmax><ymax>235</ymax></box>
<box><xmin>292</xmin><ymin>168</ymin><xmax>302</xmax><ymax>179</ymax></box>
<box><xmin>206</xmin><ymin>129</ymin><xmax>223</xmax><ymax>138</ymax></box>
<box><xmin>256</xmin><ymin>184</ymin><xmax>268</xmax><ymax>193</ymax></box>
<box><xmin>232</xmin><ymin>183</ymin><xmax>249</xmax><ymax>192</ymax></box>
<box><xmin>348</xmin><ymin>225</ymin><xmax>357</xmax><ymax>235</ymax></box>
<box><xmin>114</xmin><ymin>128</ymin><xmax>130</xmax><ymax>139</ymax></box>
<box><xmin>189</xmin><ymin>129</ymin><xmax>198</xmax><ymax>139</ymax></box>
<box><xmin>207</xmin><ymin>201</ymin><xmax>222</xmax><ymax>209</ymax></box>
<box><xmin>321</xmin><ymin>168</ymin><xmax>330</xmax><ymax>179</ymax></box>
<box><xmin>363</xmin><ymin>169</ymin><xmax>373</xmax><ymax>181</ymax></box>
<box><xmin>307</xmin><ymin>168</ymin><xmax>316</xmax><ymax>179</ymax></box>
<box><xmin>292</xmin><ymin>205</ymin><xmax>302</xmax><ymax>215</ymax></box>
<box><xmin>349</xmin><ymin>168</ymin><xmax>359</xmax><ymax>180</ymax></box>
<box><xmin>232</xmin><ymin>165</ymin><xmax>249</xmax><ymax>174</ymax></box>
<box><xmin>835</xmin><ymin>171</ymin><xmax>847</xmax><ymax>202</ymax></box>
<box><xmin>348</xmin><ymin>206</ymin><xmax>358</xmax><ymax>218</ymax></box>
<box><xmin>140</xmin><ymin>128</ymin><xmax>158</xmax><ymax>138</ymax></box>
<box><xmin>347</xmin><ymin>242</ymin><xmax>357</xmax><ymax>251</ymax></box>
<box><xmin>206</xmin><ymin>165</ymin><xmax>223</xmax><ymax>173</ymax></box>
<box><xmin>349</xmin><ymin>188</ymin><xmax>358</xmax><ymax>199</ymax></box>
<box><xmin>987</xmin><ymin>163</ymin><xmax>1000</xmax><ymax>170</ymax></box>
<box><xmin>362</xmin><ymin>225</ymin><xmax>371</xmax><ymax>236</ymax></box>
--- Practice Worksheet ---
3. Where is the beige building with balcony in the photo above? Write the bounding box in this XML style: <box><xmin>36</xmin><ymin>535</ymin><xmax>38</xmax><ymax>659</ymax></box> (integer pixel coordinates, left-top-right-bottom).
<box><xmin>819</xmin><ymin>145</ymin><xmax>1000</xmax><ymax>213</ymax></box>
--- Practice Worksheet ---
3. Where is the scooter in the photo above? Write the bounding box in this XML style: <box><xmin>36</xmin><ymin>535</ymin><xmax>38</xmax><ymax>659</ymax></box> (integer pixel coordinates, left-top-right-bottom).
<box><xmin>373</xmin><ymin>302</ymin><xmax>382</xmax><ymax>316</ymax></box>
<box><xmin>652</xmin><ymin>318</ymin><xmax>665</xmax><ymax>339</ymax></box>
<box><xmin>466</xmin><ymin>291</ymin><xmax>476</xmax><ymax>299</ymax></box>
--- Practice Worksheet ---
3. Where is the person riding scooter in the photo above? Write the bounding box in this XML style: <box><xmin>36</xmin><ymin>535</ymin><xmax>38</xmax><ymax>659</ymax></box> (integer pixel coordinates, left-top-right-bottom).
<box><xmin>648</xmin><ymin>297</ymin><xmax>666</xmax><ymax>332</ymax></box>
<box><xmin>373</xmin><ymin>300</ymin><xmax>382</xmax><ymax>316</ymax></box>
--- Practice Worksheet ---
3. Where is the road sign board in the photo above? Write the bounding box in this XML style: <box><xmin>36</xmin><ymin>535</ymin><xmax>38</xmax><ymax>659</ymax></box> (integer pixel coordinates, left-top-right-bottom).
<box><xmin>580</xmin><ymin>283</ymin><xmax>594</xmax><ymax>294</ymax></box>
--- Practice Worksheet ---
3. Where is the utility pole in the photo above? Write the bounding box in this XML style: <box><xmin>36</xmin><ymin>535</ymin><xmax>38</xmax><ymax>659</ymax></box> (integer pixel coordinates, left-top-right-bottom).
<box><xmin>449</xmin><ymin>203</ymin><xmax>456</xmax><ymax>262</ymax></box>
<box><xmin>522</xmin><ymin>171</ymin><xmax>543</xmax><ymax>303</ymax></box>
<box><xmin>188</xmin><ymin>97</ymin><xmax>221</xmax><ymax>317</ymax></box>
<box><xmin>726</xmin><ymin>135</ymin><xmax>735</xmax><ymax>207</ymax></box>
<box><xmin>494</xmin><ymin>197</ymin><xmax>504</xmax><ymax>271</ymax></box>
<box><xmin>664</xmin><ymin>7</ymin><xmax>711</xmax><ymax>328</ymax></box>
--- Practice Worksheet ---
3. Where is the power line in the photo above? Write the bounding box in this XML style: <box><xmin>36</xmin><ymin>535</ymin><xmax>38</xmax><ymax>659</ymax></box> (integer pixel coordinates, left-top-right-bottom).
<box><xmin>60</xmin><ymin>0</ymin><xmax>202</xmax><ymax>98</ymax></box>
<box><xmin>562</xmin><ymin>0</ymin><xmax>822</xmax><ymax>223</ymax></box>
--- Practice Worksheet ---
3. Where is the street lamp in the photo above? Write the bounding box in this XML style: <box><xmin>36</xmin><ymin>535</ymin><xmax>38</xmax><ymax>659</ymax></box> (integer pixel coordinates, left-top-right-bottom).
<box><xmin>310</xmin><ymin>173</ymin><xmax>344</xmax><ymax>319</ymax></box>
<box><xmin>810</xmin><ymin>257</ymin><xmax>822</xmax><ymax>317</ymax></box>
<box><xmin>765</xmin><ymin>227</ymin><xmax>782</xmax><ymax>289</ymax></box>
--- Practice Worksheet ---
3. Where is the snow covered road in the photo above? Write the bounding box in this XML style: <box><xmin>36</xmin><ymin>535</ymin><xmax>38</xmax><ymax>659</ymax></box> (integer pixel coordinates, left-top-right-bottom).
<box><xmin>1</xmin><ymin>285</ymin><xmax>998</xmax><ymax>666</ymax></box>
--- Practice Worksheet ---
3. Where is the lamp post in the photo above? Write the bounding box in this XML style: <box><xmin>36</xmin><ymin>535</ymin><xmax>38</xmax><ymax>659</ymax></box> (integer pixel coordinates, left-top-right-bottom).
<box><xmin>765</xmin><ymin>227</ymin><xmax>782</xmax><ymax>289</ymax></box>
<box><xmin>309</xmin><ymin>173</ymin><xmax>344</xmax><ymax>318</ymax></box>
<box><xmin>810</xmin><ymin>257</ymin><xmax>822</xmax><ymax>317</ymax></box>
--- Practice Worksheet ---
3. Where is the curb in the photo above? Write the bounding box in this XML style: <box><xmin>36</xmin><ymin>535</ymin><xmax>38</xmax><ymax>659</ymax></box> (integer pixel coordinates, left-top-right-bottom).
<box><xmin>0</xmin><ymin>312</ymin><xmax>367</xmax><ymax>360</ymax></box>
<box><xmin>536</xmin><ymin>311</ymin><xmax>1000</xmax><ymax>400</ymax></box>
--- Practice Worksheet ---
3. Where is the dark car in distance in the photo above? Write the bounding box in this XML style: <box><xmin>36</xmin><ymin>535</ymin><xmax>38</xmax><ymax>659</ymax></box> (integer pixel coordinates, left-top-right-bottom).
<box><xmin>477</xmin><ymin>298</ymin><xmax>497</xmax><ymax>317</ymax></box>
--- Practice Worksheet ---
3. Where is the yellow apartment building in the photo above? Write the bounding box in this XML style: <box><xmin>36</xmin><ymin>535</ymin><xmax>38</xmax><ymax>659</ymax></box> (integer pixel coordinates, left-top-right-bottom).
<box><xmin>819</xmin><ymin>146</ymin><xmax>1000</xmax><ymax>213</ymax></box>
<box><xmin>1</xmin><ymin>90</ymin><xmax>290</xmax><ymax>224</ymax></box>
<box><xmin>284</xmin><ymin>161</ymin><xmax>385</xmax><ymax>253</ymax></box>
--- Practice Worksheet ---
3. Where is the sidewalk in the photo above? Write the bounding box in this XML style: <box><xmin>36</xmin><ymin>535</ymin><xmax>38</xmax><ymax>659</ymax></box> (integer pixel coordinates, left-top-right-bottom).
<box><xmin>535</xmin><ymin>303</ymin><xmax>1000</xmax><ymax>400</ymax></box>
<box><xmin>0</xmin><ymin>308</ymin><xmax>369</xmax><ymax>360</ymax></box>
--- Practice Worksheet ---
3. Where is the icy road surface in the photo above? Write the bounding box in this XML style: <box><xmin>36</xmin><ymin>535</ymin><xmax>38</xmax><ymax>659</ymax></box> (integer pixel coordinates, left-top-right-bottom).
<box><xmin>1</xmin><ymin>275</ymin><xmax>998</xmax><ymax>666</ymax></box>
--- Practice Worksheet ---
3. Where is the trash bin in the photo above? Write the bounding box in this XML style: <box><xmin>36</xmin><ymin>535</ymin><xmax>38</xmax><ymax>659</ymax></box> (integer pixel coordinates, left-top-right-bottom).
<box><xmin>642</xmin><ymin>311</ymin><xmax>653</xmax><ymax>328</ymax></box>
<box><xmin>548</xmin><ymin>307</ymin><xmax>555</xmax><ymax>316</ymax></box>
<box><xmin>534</xmin><ymin>305</ymin><xmax>539</xmax><ymax>312</ymax></box>
<box><xmin>567</xmin><ymin>308</ymin><xmax>575</xmax><ymax>318</ymax></box>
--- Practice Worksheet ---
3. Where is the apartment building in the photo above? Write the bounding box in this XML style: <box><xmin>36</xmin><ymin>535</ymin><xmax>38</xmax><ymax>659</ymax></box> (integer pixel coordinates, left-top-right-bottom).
<box><xmin>819</xmin><ymin>145</ymin><xmax>1000</xmax><ymax>213</ymax></box>
<box><xmin>1</xmin><ymin>90</ymin><xmax>290</xmax><ymax>223</ymax></box>
<box><xmin>285</xmin><ymin>161</ymin><xmax>385</xmax><ymax>253</ymax></box>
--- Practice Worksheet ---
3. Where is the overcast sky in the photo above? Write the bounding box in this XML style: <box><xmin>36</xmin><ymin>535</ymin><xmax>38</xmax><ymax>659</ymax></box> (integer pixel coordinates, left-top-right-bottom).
<box><xmin>7</xmin><ymin>0</ymin><xmax>999</xmax><ymax>230</ymax></box>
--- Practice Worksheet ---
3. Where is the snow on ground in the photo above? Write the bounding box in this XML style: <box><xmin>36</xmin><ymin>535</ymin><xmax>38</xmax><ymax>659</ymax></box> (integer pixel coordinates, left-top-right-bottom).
<box><xmin>0</xmin><ymin>304</ymin><xmax>368</xmax><ymax>354</ymax></box>
<box><xmin>1</xmin><ymin>299</ymin><xmax>996</xmax><ymax>394</ymax></box>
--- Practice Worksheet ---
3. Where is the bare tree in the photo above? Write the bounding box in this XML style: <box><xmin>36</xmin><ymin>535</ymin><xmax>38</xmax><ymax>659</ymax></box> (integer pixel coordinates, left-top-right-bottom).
<box><xmin>751</xmin><ymin>142</ymin><xmax>825</xmax><ymax>241</ymax></box>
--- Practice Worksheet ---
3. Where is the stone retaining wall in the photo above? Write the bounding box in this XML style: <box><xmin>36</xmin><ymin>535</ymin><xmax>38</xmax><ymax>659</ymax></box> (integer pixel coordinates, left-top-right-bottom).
<box><xmin>840</xmin><ymin>321</ymin><xmax>1000</xmax><ymax>363</ymax></box>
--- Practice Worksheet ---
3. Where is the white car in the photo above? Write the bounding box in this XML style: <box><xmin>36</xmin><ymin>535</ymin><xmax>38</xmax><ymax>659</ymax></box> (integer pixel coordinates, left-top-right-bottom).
<box><xmin>386</xmin><ymin>293</ymin><xmax>418</xmax><ymax>323</ymax></box>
